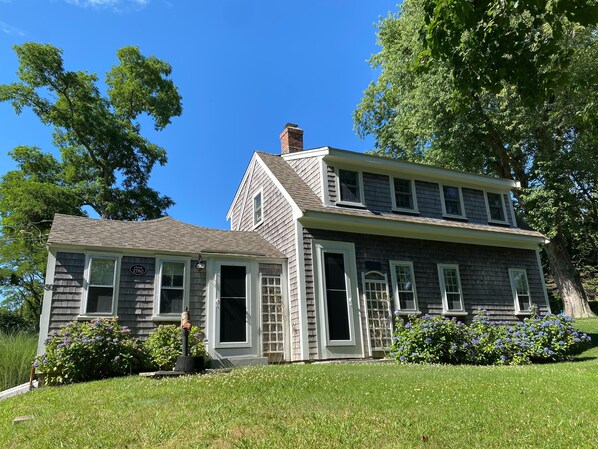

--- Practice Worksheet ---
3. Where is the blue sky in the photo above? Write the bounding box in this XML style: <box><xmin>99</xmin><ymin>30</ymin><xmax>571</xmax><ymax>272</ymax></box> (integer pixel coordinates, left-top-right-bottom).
<box><xmin>1</xmin><ymin>0</ymin><xmax>399</xmax><ymax>229</ymax></box>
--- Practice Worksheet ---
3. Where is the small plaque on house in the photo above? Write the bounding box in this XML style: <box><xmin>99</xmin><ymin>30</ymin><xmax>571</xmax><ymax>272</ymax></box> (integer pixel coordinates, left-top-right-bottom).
<box><xmin>130</xmin><ymin>264</ymin><xmax>147</xmax><ymax>276</ymax></box>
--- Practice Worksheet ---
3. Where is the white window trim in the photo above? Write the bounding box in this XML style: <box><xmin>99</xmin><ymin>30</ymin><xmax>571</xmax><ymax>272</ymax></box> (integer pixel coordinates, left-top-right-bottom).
<box><xmin>437</xmin><ymin>264</ymin><xmax>467</xmax><ymax>315</ymax></box>
<box><xmin>214</xmin><ymin>260</ymin><xmax>253</xmax><ymax>349</ymax></box>
<box><xmin>484</xmin><ymin>190</ymin><xmax>509</xmax><ymax>225</ymax></box>
<box><xmin>389</xmin><ymin>261</ymin><xmax>420</xmax><ymax>314</ymax></box>
<box><xmin>509</xmin><ymin>268</ymin><xmax>532</xmax><ymax>315</ymax></box>
<box><xmin>252</xmin><ymin>188</ymin><xmax>264</xmax><ymax>228</ymax></box>
<box><xmin>439</xmin><ymin>184</ymin><xmax>467</xmax><ymax>219</ymax></box>
<box><xmin>152</xmin><ymin>256</ymin><xmax>191</xmax><ymax>322</ymax></box>
<box><xmin>335</xmin><ymin>168</ymin><xmax>365</xmax><ymax>208</ymax></box>
<box><xmin>390</xmin><ymin>177</ymin><xmax>419</xmax><ymax>214</ymax></box>
<box><xmin>79</xmin><ymin>253</ymin><xmax>122</xmax><ymax>319</ymax></box>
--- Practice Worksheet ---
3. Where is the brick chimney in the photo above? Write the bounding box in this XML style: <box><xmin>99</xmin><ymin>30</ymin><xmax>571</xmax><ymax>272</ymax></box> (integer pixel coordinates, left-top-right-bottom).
<box><xmin>280</xmin><ymin>123</ymin><xmax>304</xmax><ymax>154</ymax></box>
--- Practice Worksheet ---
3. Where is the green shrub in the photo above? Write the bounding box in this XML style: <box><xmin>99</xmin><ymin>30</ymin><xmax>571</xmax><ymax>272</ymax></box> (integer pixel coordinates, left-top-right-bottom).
<box><xmin>35</xmin><ymin>319</ymin><xmax>143</xmax><ymax>385</ymax></box>
<box><xmin>0</xmin><ymin>331</ymin><xmax>37</xmax><ymax>390</ymax></box>
<box><xmin>144</xmin><ymin>325</ymin><xmax>206</xmax><ymax>370</ymax></box>
<box><xmin>390</xmin><ymin>308</ymin><xmax>592</xmax><ymax>366</ymax></box>
<box><xmin>391</xmin><ymin>314</ymin><xmax>467</xmax><ymax>364</ymax></box>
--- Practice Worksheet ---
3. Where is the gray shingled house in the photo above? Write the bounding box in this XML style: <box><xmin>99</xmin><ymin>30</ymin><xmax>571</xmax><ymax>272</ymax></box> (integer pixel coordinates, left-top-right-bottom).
<box><xmin>38</xmin><ymin>124</ymin><xmax>550</xmax><ymax>365</ymax></box>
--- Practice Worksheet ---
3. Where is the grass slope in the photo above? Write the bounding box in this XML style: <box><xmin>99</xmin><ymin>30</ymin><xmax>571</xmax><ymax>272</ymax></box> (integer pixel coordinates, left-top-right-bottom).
<box><xmin>0</xmin><ymin>332</ymin><xmax>36</xmax><ymax>391</ymax></box>
<box><xmin>1</xmin><ymin>319</ymin><xmax>597</xmax><ymax>449</ymax></box>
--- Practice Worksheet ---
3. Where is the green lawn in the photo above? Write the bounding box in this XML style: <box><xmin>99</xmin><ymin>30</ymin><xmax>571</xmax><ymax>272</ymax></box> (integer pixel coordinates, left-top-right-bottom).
<box><xmin>2</xmin><ymin>319</ymin><xmax>598</xmax><ymax>449</ymax></box>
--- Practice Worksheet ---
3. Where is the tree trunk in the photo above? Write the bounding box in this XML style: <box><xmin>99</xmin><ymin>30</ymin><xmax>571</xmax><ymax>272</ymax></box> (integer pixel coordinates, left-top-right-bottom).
<box><xmin>544</xmin><ymin>233</ymin><xmax>595</xmax><ymax>318</ymax></box>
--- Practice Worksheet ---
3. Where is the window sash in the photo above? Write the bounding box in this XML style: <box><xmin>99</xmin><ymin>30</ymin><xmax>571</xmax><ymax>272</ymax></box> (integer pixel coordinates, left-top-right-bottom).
<box><xmin>439</xmin><ymin>265</ymin><xmax>464</xmax><ymax>312</ymax></box>
<box><xmin>487</xmin><ymin>192</ymin><xmax>506</xmax><ymax>222</ymax></box>
<box><xmin>157</xmin><ymin>260</ymin><xmax>186</xmax><ymax>315</ymax></box>
<box><xmin>442</xmin><ymin>185</ymin><xmax>463</xmax><ymax>217</ymax></box>
<box><xmin>85</xmin><ymin>257</ymin><xmax>117</xmax><ymax>315</ymax></box>
<box><xmin>393</xmin><ymin>178</ymin><xmax>415</xmax><ymax>211</ymax></box>
<box><xmin>338</xmin><ymin>169</ymin><xmax>362</xmax><ymax>204</ymax></box>
<box><xmin>391</xmin><ymin>262</ymin><xmax>418</xmax><ymax>311</ymax></box>
<box><xmin>510</xmin><ymin>269</ymin><xmax>531</xmax><ymax>312</ymax></box>
<box><xmin>253</xmin><ymin>192</ymin><xmax>263</xmax><ymax>225</ymax></box>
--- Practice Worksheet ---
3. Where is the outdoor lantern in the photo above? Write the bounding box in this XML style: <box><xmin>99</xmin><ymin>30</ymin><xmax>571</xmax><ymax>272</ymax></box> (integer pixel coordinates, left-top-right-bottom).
<box><xmin>195</xmin><ymin>255</ymin><xmax>206</xmax><ymax>270</ymax></box>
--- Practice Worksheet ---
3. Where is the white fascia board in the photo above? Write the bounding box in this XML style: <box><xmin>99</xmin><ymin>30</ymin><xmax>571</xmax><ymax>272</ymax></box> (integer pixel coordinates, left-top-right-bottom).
<box><xmin>280</xmin><ymin>146</ymin><xmax>330</xmax><ymax>161</ymax></box>
<box><xmin>37</xmin><ymin>249</ymin><xmax>57</xmax><ymax>355</ymax></box>
<box><xmin>255</xmin><ymin>153</ymin><xmax>303</xmax><ymax>218</ymax></box>
<box><xmin>299</xmin><ymin>212</ymin><xmax>546</xmax><ymax>250</ymax></box>
<box><xmin>226</xmin><ymin>154</ymin><xmax>258</xmax><ymax>222</ymax></box>
<box><xmin>48</xmin><ymin>244</ymin><xmax>284</xmax><ymax>261</ymax></box>
<box><xmin>47</xmin><ymin>243</ymin><xmax>199</xmax><ymax>258</ymax></box>
<box><xmin>324</xmin><ymin>149</ymin><xmax>519</xmax><ymax>191</ymax></box>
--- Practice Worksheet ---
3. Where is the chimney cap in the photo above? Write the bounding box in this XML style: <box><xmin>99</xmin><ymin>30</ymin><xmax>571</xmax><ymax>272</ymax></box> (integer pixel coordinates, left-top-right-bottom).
<box><xmin>283</xmin><ymin>122</ymin><xmax>300</xmax><ymax>130</ymax></box>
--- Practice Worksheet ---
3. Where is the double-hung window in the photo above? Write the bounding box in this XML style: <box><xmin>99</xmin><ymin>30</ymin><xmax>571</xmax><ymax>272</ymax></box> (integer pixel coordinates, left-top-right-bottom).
<box><xmin>337</xmin><ymin>169</ymin><xmax>363</xmax><ymax>206</ymax></box>
<box><xmin>509</xmin><ymin>269</ymin><xmax>532</xmax><ymax>313</ymax></box>
<box><xmin>390</xmin><ymin>261</ymin><xmax>419</xmax><ymax>313</ymax></box>
<box><xmin>485</xmin><ymin>192</ymin><xmax>508</xmax><ymax>223</ymax></box>
<box><xmin>391</xmin><ymin>178</ymin><xmax>417</xmax><ymax>212</ymax></box>
<box><xmin>155</xmin><ymin>259</ymin><xmax>188</xmax><ymax>318</ymax></box>
<box><xmin>83</xmin><ymin>256</ymin><xmax>119</xmax><ymax>316</ymax></box>
<box><xmin>440</xmin><ymin>185</ymin><xmax>466</xmax><ymax>218</ymax></box>
<box><xmin>253</xmin><ymin>190</ymin><xmax>263</xmax><ymax>227</ymax></box>
<box><xmin>437</xmin><ymin>264</ymin><xmax>466</xmax><ymax>314</ymax></box>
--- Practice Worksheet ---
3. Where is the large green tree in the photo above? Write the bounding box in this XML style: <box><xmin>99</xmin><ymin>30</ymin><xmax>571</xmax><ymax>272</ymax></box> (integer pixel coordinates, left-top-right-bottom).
<box><xmin>355</xmin><ymin>0</ymin><xmax>597</xmax><ymax>317</ymax></box>
<box><xmin>0</xmin><ymin>43</ymin><xmax>183</xmax><ymax>329</ymax></box>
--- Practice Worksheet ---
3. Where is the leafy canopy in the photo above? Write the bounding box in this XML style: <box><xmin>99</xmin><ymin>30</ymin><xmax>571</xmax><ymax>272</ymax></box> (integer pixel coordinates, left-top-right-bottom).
<box><xmin>355</xmin><ymin>0</ymin><xmax>597</xmax><ymax>315</ymax></box>
<box><xmin>0</xmin><ymin>43</ymin><xmax>183</xmax><ymax>327</ymax></box>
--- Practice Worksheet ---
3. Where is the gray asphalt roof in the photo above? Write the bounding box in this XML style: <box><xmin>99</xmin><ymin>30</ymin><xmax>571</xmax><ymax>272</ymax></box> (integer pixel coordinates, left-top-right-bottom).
<box><xmin>256</xmin><ymin>151</ymin><xmax>545</xmax><ymax>240</ymax></box>
<box><xmin>48</xmin><ymin>214</ymin><xmax>286</xmax><ymax>258</ymax></box>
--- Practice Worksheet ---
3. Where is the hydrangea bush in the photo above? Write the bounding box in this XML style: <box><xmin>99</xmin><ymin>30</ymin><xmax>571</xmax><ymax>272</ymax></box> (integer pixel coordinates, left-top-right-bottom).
<box><xmin>35</xmin><ymin>319</ymin><xmax>144</xmax><ymax>385</ymax></box>
<box><xmin>391</xmin><ymin>314</ymin><xmax>467</xmax><ymax>364</ymax></box>
<box><xmin>390</xmin><ymin>307</ymin><xmax>591</xmax><ymax>365</ymax></box>
<box><xmin>143</xmin><ymin>325</ymin><xmax>207</xmax><ymax>370</ymax></box>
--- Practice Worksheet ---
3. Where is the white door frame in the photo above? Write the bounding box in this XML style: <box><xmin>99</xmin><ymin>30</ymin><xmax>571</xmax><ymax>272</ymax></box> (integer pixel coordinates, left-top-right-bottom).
<box><xmin>313</xmin><ymin>240</ymin><xmax>363</xmax><ymax>359</ymax></box>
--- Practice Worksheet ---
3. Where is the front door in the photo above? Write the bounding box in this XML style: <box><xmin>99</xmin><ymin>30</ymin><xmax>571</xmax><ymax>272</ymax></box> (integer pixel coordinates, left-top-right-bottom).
<box><xmin>313</xmin><ymin>240</ymin><xmax>363</xmax><ymax>359</ymax></box>
<box><xmin>207</xmin><ymin>260</ymin><xmax>259</xmax><ymax>362</ymax></box>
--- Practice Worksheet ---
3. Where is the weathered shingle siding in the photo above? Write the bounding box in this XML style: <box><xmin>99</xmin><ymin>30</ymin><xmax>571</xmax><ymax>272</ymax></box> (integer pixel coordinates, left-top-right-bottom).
<box><xmin>463</xmin><ymin>188</ymin><xmax>488</xmax><ymax>225</ymax></box>
<box><xmin>233</xmin><ymin>160</ymin><xmax>299</xmax><ymax>358</ymax></box>
<box><xmin>324</xmin><ymin>169</ymin><xmax>520</xmax><ymax>230</ymax></box>
<box><xmin>229</xmin><ymin>160</ymin><xmax>254</xmax><ymax>231</ymax></box>
<box><xmin>49</xmin><ymin>252</ymin><xmax>85</xmax><ymax>333</ymax></box>
<box><xmin>363</xmin><ymin>172</ymin><xmax>392</xmax><ymax>212</ymax></box>
<box><xmin>117</xmin><ymin>256</ymin><xmax>155</xmax><ymax>337</ymax></box>
<box><xmin>327</xmin><ymin>165</ymin><xmax>337</xmax><ymax>204</ymax></box>
<box><xmin>414</xmin><ymin>181</ymin><xmax>443</xmax><ymax>218</ymax></box>
<box><xmin>48</xmin><ymin>253</ymin><xmax>207</xmax><ymax>341</ymax></box>
<box><xmin>302</xmin><ymin>229</ymin><xmax>548</xmax><ymax>352</ymax></box>
<box><xmin>302</xmin><ymin>228</ymin><xmax>317</xmax><ymax>358</ymax></box>
<box><xmin>189</xmin><ymin>261</ymin><xmax>207</xmax><ymax>329</ymax></box>
<box><xmin>116</xmin><ymin>257</ymin><xmax>206</xmax><ymax>338</ymax></box>
<box><xmin>287</xmin><ymin>156</ymin><xmax>322</xmax><ymax>199</ymax></box>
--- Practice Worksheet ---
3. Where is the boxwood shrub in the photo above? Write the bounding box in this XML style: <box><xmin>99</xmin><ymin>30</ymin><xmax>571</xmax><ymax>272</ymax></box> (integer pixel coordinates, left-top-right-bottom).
<box><xmin>143</xmin><ymin>325</ymin><xmax>207</xmax><ymax>371</ymax></box>
<box><xmin>35</xmin><ymin>319</ymin><xmax>144</xmax><ymax>385</ymax></box>
<box><xmin>390</xmin><ymin>308</ymin><xmax>591</xmax><ymax>365</ymax></box>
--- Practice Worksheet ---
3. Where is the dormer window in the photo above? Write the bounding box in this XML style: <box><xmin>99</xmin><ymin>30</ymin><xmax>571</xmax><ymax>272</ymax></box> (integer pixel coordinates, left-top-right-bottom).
<box><xmin>440</xmin><ymin>185</ymin><xmax>466</xmax><ymax>219</ymax></box>
<box><xmin>337</xmin><ymin>169</ymin><xmax>364</xmax><ymax>206</ymax></box>
<box><xmin>253</xmin><ymin>190</ymin><xmax>263</xmax><ymax>227</ymax></box>
<box><xmin>391</xmin><ymin>177</ymin><xmax>418</xmax><ymax>213</ymax></box>
<box><xmin>485</xmin><ymin>192</ymin><xmax>508</xmax><ymax>224</ymax></box>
